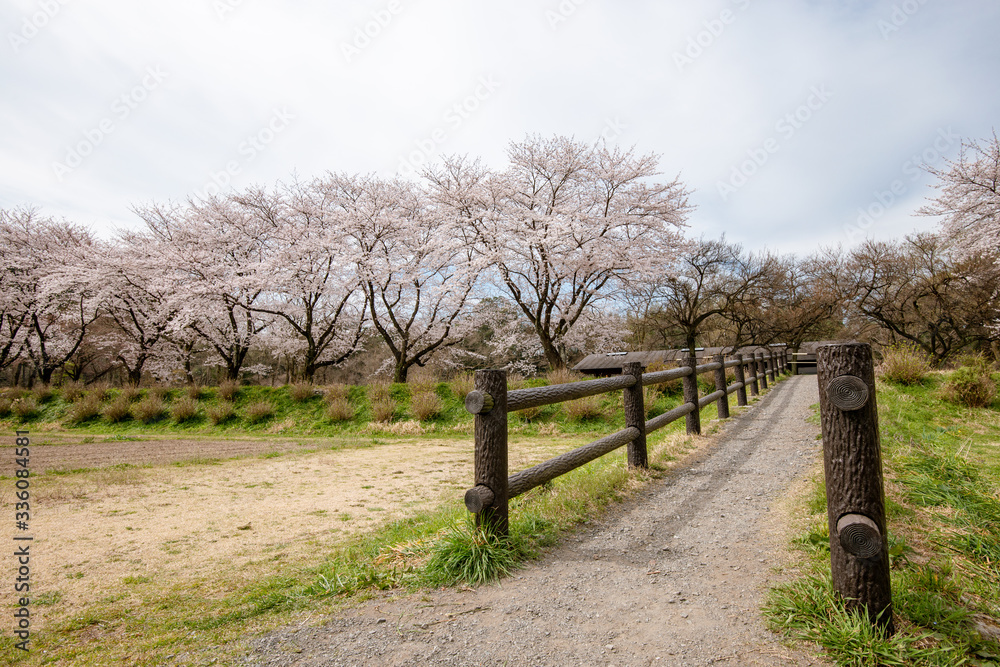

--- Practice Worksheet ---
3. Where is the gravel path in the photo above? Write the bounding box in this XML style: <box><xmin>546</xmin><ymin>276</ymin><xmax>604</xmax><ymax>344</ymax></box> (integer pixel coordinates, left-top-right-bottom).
<box><xmin>244</xmin><ymin>375</ymin><xmax>827</xmax><ymax>666</ymax></box>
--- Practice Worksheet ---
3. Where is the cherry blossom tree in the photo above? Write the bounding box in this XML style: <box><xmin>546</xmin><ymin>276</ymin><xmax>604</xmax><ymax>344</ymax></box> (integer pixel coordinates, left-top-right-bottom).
<box><xmin>240</xmin><ymin>181</ymin><xmax>366</xmax><ymax>382</ymax></box>
<box><xmin>133</xmin><ymin>194</ymin><xmax>275</xmax><ymax>382</ymax></box>
<box><xmin>322</xmin><ymin>173</ymin><xmax>479</xmax><ymax>382</ymax></box>
<box><xmin>920</xmin><ymin>131</ymin><xmax>1000</xmax><ymax>259</ymax></box>
<box><xmin>427</xmin><ymin>135</ymin><xmax>691</xmax><ymax>370</ymax></box>
<box><xmin>0</xmin><ymin>207</ymin><xmax>101</xmax><ymax>384</ymax></box>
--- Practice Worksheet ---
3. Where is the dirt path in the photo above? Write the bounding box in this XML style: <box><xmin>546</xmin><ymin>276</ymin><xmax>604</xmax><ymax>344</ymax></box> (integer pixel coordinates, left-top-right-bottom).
<box><xmin>243</xmin><ymin>375</ymin><xmax>828</xmax><ymax>666</ymax></box>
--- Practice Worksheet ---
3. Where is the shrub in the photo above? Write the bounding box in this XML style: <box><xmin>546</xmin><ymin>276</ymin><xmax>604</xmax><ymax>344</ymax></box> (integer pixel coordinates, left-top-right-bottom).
<box><xmin>120</xmin><ymin>386</ymin><xmax>142</xmax><ymax>403</ymax></box>
<box><xmin>67</xmin><ymin>394</ymin><xmax>102</xmax><ymax>424</ymax></box>
<box><xmin>516</xmin><ymin>405</ymin><xmax>543</xmax><ymax>423</ymax></box>
<box><xmin>289</xmin><ymin>382</ymin><xmax>315</xmax><ymax>402</ymax></box>
<box><xmin>547</xmin><ymin>367</ymin><xmax>582</xmax><ymax>386</ymax></box>
<box><xmin>185</xmin><ymin>384</ymin><xmax>204</xmax><ymax>400</ymax></box>
<box><xmin>0</xmin><ymin>397</ymin><xmax>11</xmax><ymax>418</ymax></box>
<box><xmin>170</xmin><ymin>397</ymin><xmax>199</xmax><ymax>423</ymax></box>
<box><xmin>371</xmin><ymin>396</ymin><xmax>397</xmax><ymax>423</ymax></box>
<box><xmin>88</xmin><ymin>382</ymin><xmax>112</xmax><ymax>401</ymax></box>
<box><xmin>941</xmin><ymin>356</ymin><xmax>997</xmax><ymax>408</ymax></box>
<box><xmin>408</xmin><ymin>369</ymin><xmax>438</xmax><ymax>394</ymax></box>
<box><xmin>147</xmin><ymin>386</ymin><xmax>169</xmax><ymax>401</ymax></box>
<box><xmin>11</xmin><ymin>397</ymin><xmax>39</xmax><ymax>421</ymax></box>
<box><xmin>323</xmin><ymin>383</ymin><xmax>349</xmax><ymax>403</ymax></box>
<box><xmin>207</xmin><ymin>401</ymin><xmax>235</xmax><ymax>425</ymax></box>
<box><xmin>132</xmin><ymin>396</ymin><xmax>166</xmax><ymax>424</ymax></box>
<box><xmin>243</xmin><ymin>400</ymin><xmax>275</xmax><ymax>424</ymax></box>
<box><xmin>325</xmin><ymin>397</ymin><xmax>355</xmax><ymax>422</ymax></box>
<box><xmin>217</xmin><ymin>379</ymin><xmax>239</xmax><ymax>401</ymax></box>
<box><xmin>103</xmin><ymin>396</ymin><xmax>132</xmax><ymax>423</ymax></box>
<box><xmin>448</xmin><ymin>373</ymin><xmax>474</xmax><ymax>400</ymax></box>
<box><xmin>876</xmin><ymin>344</ymin><xmax>932</xmax><ymax>385</ymax></box>
<box><xmin>562</xmin><ymin>394</ymin><xmax>605</xmax><ymax>421</ymax></box>
<box><xmin>368</xmin><ymin>381</ymin><xmax>393</xmax><ymax>403</ymax></box>
<box><xmin>410</xmin><ymin>390</ymin><xmax>442</xmax><ymax>421</ymax></box>
<box><xmin>32</xmin><ymin>385</ymin><xmax>54</xmax><ymax>404</ymax></box>
<box><xmin>61</xmin><ymin>381</ymin><xmax>86</xmax><ymax>403</ymax></box>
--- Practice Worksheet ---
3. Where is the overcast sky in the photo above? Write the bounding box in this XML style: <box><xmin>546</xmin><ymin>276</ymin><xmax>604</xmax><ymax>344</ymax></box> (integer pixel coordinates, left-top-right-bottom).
<box><xmin>2</xmin><ymin>0</ymin><xmax>998</xmax><ymax>255</ymax></box>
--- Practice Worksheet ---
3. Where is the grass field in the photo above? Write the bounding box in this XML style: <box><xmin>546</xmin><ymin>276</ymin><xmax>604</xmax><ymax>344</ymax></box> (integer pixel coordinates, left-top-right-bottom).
<box><xmin>766</xmin><ymin>371</ymin><xmax>1000</xmax><ymax>666</ymax></box>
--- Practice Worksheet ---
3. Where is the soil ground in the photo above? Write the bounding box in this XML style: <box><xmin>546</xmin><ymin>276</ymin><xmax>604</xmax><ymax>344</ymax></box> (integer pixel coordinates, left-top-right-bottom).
<box><xmin>242</xmin><ymin>375</ymin><xmax>829</xmax><ymax>666</ymax></box>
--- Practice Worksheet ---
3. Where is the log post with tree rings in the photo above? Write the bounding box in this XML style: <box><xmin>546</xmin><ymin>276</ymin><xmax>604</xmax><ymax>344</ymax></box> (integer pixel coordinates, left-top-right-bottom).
<box><xmin>622</xmin><ymin>361</ymin><xmax>648</xmax><ymax>469</ymax></box>
<box><xmin>712</xmin><ymin>353</ymin><xmax>730</xmax><ymax>419</ymax></box>
<box><xmin>734</xmin><ymin>353</ymin><xmax>748</xmax><ymax>406</ymax></box>
<box><xmin>757</xmin><ymin>351</ymin><xmax>768</xmax><ymax>390</ymax></box>
<box><xmin>748</xmin><ymin>352</ymin><xmax>760</xmax><ymax>396</ymax></box>
<box><xmin>682</xmin><ymin>355</ymin><xmax>701</xmax><ymax>435</ymax></box>
<box><xmin>466</xmin><ymin>369</ymin><xmax>509</xmax><ymax>537</ymax></box>
<box><xmin>817</xmin><ymin>342</ymin><xmax>894</xmax><ymax>634</ymax></box>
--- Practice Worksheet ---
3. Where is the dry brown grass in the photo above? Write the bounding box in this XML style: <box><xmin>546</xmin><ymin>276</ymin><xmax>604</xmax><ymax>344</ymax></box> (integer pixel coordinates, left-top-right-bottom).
<box><xmin>103</xmin><ymin>396</ymin><xmax>132</xmax><ymax>423</ymax></box>
<box><xmin>371</xmin><ymin>396</ymin><xmax>397</xmax><ymax>423</ymax></box>
<box><xmin>206</xmin><ymin>400</ymin><xmax>235</xmax><ymax>425</ymax></box>
<box><xmin>323</xmin><ymin>383</ymin><xmax>350</xmax><ymax>403</ymax></box>
<box><xmin>325</xmin><ymin>397</ymin><xmax>355</xmax><ymax>422</ymax></box>
<box><xmin>170</xmin><ymin>397</ymin><xmax>199</xmax><ymax>423</ymax></box>
<box><xmin>410</xmin><ymin>390</ymin><xmax>442</xmax><ymax>421</ymax></box>
<box><xmin>132</xmin><ymin>395</ymin><xmax>166</xmax><ymax>423</ymax></box>
<box><xmin>449</xmin><ymin>372</ymin><xmax>474</xmax><ymax>400</ymax></box>
<box><xmin>217</xmin><ymin>379</ymin><xmax>240</xmax><ymax>401</ymax></box>
<box><xmin>289</xmin><ymin>382</ymin><xmax>316</xmax><ymax>402</ymax></box>
<box><xmin>562</xmin><ymin>394</ymin><xmax>606</xmax><ymax>421</ymax></box>
<box><xmin>243</xmin><ymin>399</ymin><xmax>275</xmax><ymax>424</ymax></box>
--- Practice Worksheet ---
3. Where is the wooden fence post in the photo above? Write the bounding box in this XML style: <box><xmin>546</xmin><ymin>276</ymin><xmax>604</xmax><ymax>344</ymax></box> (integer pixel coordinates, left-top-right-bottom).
<box><xmin>757</xmin><ymin>351</ymin><xmax>768</xmax><ymax>390</ymax></box>
<box><xmin>767</xmin><ymin>350</ymin><xmax>776</xmax><ymax>382</ymax></box>
<box><xmin>734</xmin><ymin>353</ymin><xmax>748</xmax><ymax>406</ymax></box>
<box><xmin>622</xmin><ymin>361</ymin><xmax>647</xmax><ymax>469</ymax></box>
<box><xmin>817</xmin><ymin>343</ymin><xmax>893</xmax><ymax>633</ymax></box>
<box><xmin>713</xmin><ymin>353</ymin><xmax>730</xmax><ymax>419</ymax></box>
<box><xmin>748</xmin><ymin>352</ymin><xmax>759</xmax><ymax>396</ymax></box>
<box><xmin>466</xmin><ymin>369</ymin><xmax>509</xmax><ymax>537</ymax></box>
<box><xmin>682</xmin><ymin>356</ymin><xmax>701</xmax><ymax>435</ymax></box>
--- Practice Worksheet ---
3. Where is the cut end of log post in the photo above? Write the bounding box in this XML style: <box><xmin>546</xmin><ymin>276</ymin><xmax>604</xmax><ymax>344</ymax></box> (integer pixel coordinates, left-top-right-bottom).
<box><xmin>464</xmin><ymin>390</ymin><xmax>495</xmax><ymax>415</ymax></box>
<box><xmin>837</xmin><ymin>513</ymin><xmax>882</xmax><ymax>560</ymax></box>
<box><xmin>827</xmin><ymin>375</ymin><xmax>870</xmax><ymax>411</ymax></box>
<box><xmin>464</xmin><ymin>484</ymin><xmax>495</xmax><ymax>513</ymax></box>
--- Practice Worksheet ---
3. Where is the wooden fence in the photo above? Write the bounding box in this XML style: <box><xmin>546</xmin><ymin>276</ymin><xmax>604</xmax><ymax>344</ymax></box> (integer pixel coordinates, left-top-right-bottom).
<box><xmin>462</xmin><ymin>347</ymin><xmax>788</xmax><ymax>536</ymax></box>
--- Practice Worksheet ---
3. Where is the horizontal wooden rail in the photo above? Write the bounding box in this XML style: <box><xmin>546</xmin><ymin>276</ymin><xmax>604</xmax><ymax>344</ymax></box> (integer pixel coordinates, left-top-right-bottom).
<box><xmin>505</xmin><ymin>426</ymin><xmax>640</xmax><ymax>500</ymax></box>
<box><xmin>464</xmin><ymin>345</ymin><xmax>789</xmax><ymax>537</ymax></box>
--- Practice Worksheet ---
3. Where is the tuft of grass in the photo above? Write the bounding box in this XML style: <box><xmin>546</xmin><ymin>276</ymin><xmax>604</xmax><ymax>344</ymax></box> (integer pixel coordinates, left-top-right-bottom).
<box><xmin>66</xmin><ymin>393</ymin><xmax>103</xmax><ymax>424</ymax></box>
<box><xmin>61</xmin><ymin>380</ymin><xmax>86</xmax><ymax>403</ymax></box>
<box><xmin>217</xmin><ymin>379</ymin><xmax>240</xmax><ymax>401</ymax></box>
<box><xmin>562</xmin><ymin>394</ymin><xmax>605</xmax><ymax>421</ymax></box>
<box><xmin>288</xmin><ymin>382</ymin><xmax>315</xmax><ymax>402</ymax></box>
<box><xmin>325</xmin><ymin>397</ymin><xmax>355</xmax><ymax>422</ymax></box>
<box><xmin>170</xmin><ymin>396</ymin><xmax>199</xmax><ymax>423</ymax></box>
<box><xmin>940</xmin><ymin>355</ymin><xmax>996</xmax><ymax>408</ymax></box>
<box><xmin>103</xmin><ymin>396</ymin><xmax>132</xmax><ymax>423</ymax></box>
<box><xmin>32</xmin><ymin>384</ymin><xmax>54</xmax><ymax>403</ymax></box>
<box><xmin>371</xmin><ymin>396</ymin><xmax>397</xmax><ymax>423</ymax></box>
<box><xmin>132</xmin><ymin>395</ymin><xmax>166</xmax><ymax>424</ymax></box>
<box><xmin>120</xmin><ymin>386</ymin><xmax>142</xmax><ymax>403</ymax></box>
<box><xmin>876</xmin><ymin>344</ymin><xmax>932</xmax><ymax>385</ymax></box>
<box><xmin>206</xmin><ymin>401</ymin><xmax>235</xmax><ymax>425</ymax></box>
<box><xmin>0</xmin><ymin>396</ymin><xmax>13</xmax><ymax>417</ymax></box>
<box><xmin>425</xmin><ymin>521</ymin><xmax>523</xmax><ymax>585</ymax></box>
<box><xmin>368</xmin><ymin>381</ymin><xmax>393</xmax><ymax>403</ymax></box>
<box><xmin>546</xmin><ymin>367</ymin><xmax>583</xmax><ymax>386</ymax></box>
<box><xmin>410</xmin><ymin>390</ymin><xmax>442</xmax><ymax>421</ymax></box>
<box><xmin>185</xmin><ymin>384</ymin><xmax>204</xmax><ymax>400</ymax></box>
<box><xmin>323</xmin><ymin>383</ymin><xmax>349</xmax><ymax>403</ymax></box>
<box><xmin>11</xmin><ymin>396</ymin><xmax>39</xmax><ymax>420</ymax></box>
<box><xmin>243</xmin><ymin>399</ymin><xmax>275</xmax><ymax>424</ymax></box>
<box><xmin>448</xmin><ymin>373</ymin><xmax>474</xmax><ymax>401</ymax></box>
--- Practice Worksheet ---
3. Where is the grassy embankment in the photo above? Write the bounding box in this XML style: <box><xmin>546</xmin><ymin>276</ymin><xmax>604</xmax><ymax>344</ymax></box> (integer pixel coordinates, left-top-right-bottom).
<box><xmin>766</xmin><ymin>370</ymin><xmax>1000</xmax><ymax>666</ymax></box>
<box><xmin>0</xmin><ymin>371</ymin><xmax>777</xmax><ymax>666</ymax></box>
